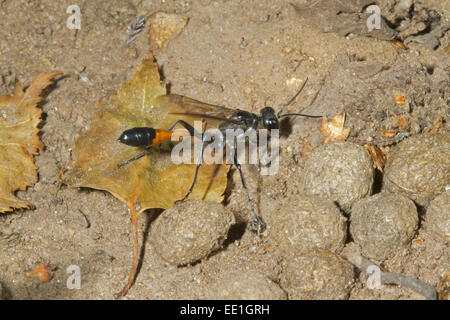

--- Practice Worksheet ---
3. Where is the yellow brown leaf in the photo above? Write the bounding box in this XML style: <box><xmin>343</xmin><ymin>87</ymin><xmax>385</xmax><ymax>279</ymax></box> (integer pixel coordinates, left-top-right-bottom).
<box><xmin>64</xmin><ymin>59</ymin><xmax>228</xmax><ymax>212</ymax></box>
<box><xmin>0</xmin><ymin>71</ymin><xmax>61</xmax><ymax>213</ymax></box>
<box><xmin>63</xmin><ymin>59</ymin><xmax>228</xmax><ymax>297</ymax></box>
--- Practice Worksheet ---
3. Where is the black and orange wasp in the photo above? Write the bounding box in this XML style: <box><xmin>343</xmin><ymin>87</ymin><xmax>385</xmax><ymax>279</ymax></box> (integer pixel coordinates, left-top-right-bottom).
<box><xmin>118</xmin><ymin>78</ymin><xmax>321</xmax><ymax>234</ymax></box>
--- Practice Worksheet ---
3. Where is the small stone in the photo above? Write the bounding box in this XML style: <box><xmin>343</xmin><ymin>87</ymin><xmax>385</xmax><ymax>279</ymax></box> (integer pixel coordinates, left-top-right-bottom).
<box><xmin>150</xmin><ymin>200</ymin><xmax>235</xmax><ymax>265</ymax></box>
<box><xmin>280</xmin><ymin>248</ymin><xmax>355</xmax><ymax>300</ymax></box>
<box><xmin>240</xmin><ymin>38</ymin><xmax>248</xmax><ymax>49</ymax></box>
<box><xmin>204</xmin><ymin>270</ymin><xmax>286</xmax><ymax>300</ymax></box>
<box><xmin>91</xmin><ymin>231</ymin><xmax>103</xmax><ymax>240</ymax></box>
<box><xmin>350</xmin><ymin>192</ymin><xmax>418</xmax><ymax>261</ymax></box>
<box><xmin>397</xmin><ymin>0</ymin><xmax>412</xmax><ymax>11</ymax></box>
<box><xmin>90</xmin><ymin>249</ymin><xmax>115</xmax><ymax>264</ymax></box>
<box><xmin>425</xmin><ymin>192</ymin><xmax>450</xmax><ymax>242</ymax></box>
<box><xmin>375</xmin><ymin>111</ymin><xmax>386</xmax><ymax>121</ymax></box>
<box><xmin>64</xmin><ymin>210</ymin><xmax>90</xmax><ymax>228</ymax></box>
<box><xmin>300</xmin><ymin>142</ymin><xmax>374</xmax><ymax>212</ymax></box>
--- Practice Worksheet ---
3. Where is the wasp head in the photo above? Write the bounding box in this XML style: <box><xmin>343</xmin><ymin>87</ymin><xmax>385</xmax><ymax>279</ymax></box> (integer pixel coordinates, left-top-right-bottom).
<box><xmin>260</xmin><ymin>107</ymin><xmax>279</xmax><ymax>130</ymax></box>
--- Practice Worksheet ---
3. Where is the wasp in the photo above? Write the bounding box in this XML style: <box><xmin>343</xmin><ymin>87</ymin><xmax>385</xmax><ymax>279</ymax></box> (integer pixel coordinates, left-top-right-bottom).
<box><xmin>118</xmin><ymin>122</ymin><xmax>196</xmax><ymax>168</ymax></box>
<box><xmin>118</xmin><ymin>78</ymin><xmax>321</xmax><ymax>234</ymax></box>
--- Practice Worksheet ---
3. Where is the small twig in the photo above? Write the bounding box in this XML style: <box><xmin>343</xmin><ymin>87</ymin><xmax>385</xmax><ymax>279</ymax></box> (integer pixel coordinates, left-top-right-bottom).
<box><xmin>342</xmin><ymin>249</ymin><xmax>437</xmax><ymax>300</ymax></box>
<box><xmin>352</xmin><ymin>132</ymin><xmax>411</xmax><ymax>147</ymax></box>
<box><xmin>126</xmin><ymin>16</ymin><xmax>146</xmax><ymax>45</ymax></box>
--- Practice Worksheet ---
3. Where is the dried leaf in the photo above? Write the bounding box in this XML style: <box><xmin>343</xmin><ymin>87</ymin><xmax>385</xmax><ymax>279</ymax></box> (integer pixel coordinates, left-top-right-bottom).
<box><xmin>380</xmin><ymin>129</ymin><xmax>398</xmax><ymax>138</ymax></box>
<box><xmin>397</xmin><ymin>115</ymin><xmax>408</xmax><ymax>130</ymax></box>
<box><xmin>26</xmin><ymin>263</ymin><xmax>53</xmax><ymax>282</ymax></box>
<box><xmin>365</xmin><ymin>144</ymin><xmax>387</xmax><ymax>171</ymax></box>
<box><xmin>319</xmin><ymin>112</ymin><xmax>350</xmax><ymax>144</ymax></box>
<box><xmin>422</xmin><ymin>117</ymin><xmax>443</xmax><ymax>134</ymax></box>
<box><xmin>0</xmin><ymin>71</ymin><xmax>62</xmax><ymax>213</ymax></box>
<box><xmin>431</xmin><ymin>118</ymin><xmax>444</xmax><ymax>132</ymax></box>
<box><xmin>392</xmin><ymin>40</ymin><xmax>408</xmax><ymax>50</ymax></box>
<box><xmin>63</xmin><ymin>59</ymin><xmax>228</xmax><ymax>297</ymax></box>
<box><xmin>149</xmin><ymin>12</ymin><xmax>189</xmax><ymax>48</ymax></box>
<box><xmin>395</xmin><ymin>94</ymin><xmax>407</xmax><ymax>105</ymax></box>
<box><xmin>438</xmin><ymin>271</ymin><xmax>450</xmax><ymax>300</ymax></box>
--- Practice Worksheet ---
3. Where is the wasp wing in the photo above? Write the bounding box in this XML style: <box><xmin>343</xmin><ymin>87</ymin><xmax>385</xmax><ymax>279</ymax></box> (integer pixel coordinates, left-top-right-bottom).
<box><xmin>153</xmin><ymin>94</ymin><xmax>237</xmax><ymax>129</ymax></box>
<box><xmin>169</xmin><ymin>112</ymin><xmax>241</xmax><ymax>125</ymax></box>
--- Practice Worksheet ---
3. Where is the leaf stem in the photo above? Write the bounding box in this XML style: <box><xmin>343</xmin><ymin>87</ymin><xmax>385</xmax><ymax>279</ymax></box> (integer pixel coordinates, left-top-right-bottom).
<box><xmin>115</xmin><ymin>207</ymin><xmax>140</xmax><ymax>299</ymax></box>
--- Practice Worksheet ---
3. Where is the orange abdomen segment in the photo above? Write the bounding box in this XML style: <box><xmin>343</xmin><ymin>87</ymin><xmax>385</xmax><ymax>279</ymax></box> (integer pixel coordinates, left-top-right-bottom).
<box><xmin>152</xmin><ymin>129</ymin><xmax>173</xmax><ymax>145</ymax></box>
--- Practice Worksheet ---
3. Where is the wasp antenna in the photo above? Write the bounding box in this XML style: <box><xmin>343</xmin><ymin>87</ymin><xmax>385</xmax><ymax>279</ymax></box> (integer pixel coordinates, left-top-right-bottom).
<box><xmin>278</xmin><ymin>112</ymin><xmax>322</xmax><ymax>119</ymax></box>
<box><xmin>277</xmin><ymin>77</ymin><xmax>309</xmax><ymax>118</ymax></box>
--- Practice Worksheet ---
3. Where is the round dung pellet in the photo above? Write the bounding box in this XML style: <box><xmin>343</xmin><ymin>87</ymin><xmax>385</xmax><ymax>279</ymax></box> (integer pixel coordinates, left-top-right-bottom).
<box><xmin>350</xmin><ymin>192</ymin><xmax>418</xmax><ymax>261</ymax></box>
<box><xmin>300</xmin><ymin>142</ymin><xmax>374</xmax><ymax>212</ymax></box>
<box><xmin>280</xmin><ymin>248</ymin><xmax>355</xmax><ymax>300</ymax></box>
<box><xmin>269</xmin><ymin>195</ymin><xmax>347</xmax><ymax>254</ymax></box>
<box><xmin>384</xmin><ymin>132</ymin><xmax>450</xmax><ymax>207</ymax></box>
<box><xmin>150</xmin><ymin>200</ymin><xmax>235</xmax><ymax>266</ymax></box>
<box><xmin>204</xmin><ymin>270</ymin><xmax>287</xmax><ymax>300</ymax></box>
<box><xmin>425</xmin><ymin>192</ymin><xmax>450</xmax><ymax>242</ymax></box>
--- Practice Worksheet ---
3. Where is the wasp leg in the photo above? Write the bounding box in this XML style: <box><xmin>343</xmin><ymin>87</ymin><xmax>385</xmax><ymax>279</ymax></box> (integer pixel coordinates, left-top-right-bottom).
<box><xmin>168</xmin><ymin>120</ymin><xmax>202</xmax><ymax>139</ymax></box>
<box><xmin>234</xmin><ymin>152</ymin><xmax>266</xmax><ymax>236</ymax></box>
<box><xmin>117</xmin><ymin>148</ymin><xmax>151</xmax><ymax>169</ymax></box>
<box><xmin>176</xmin><ymin>136</ymin><xmax>210</xmax><ymax>203</ymax></box>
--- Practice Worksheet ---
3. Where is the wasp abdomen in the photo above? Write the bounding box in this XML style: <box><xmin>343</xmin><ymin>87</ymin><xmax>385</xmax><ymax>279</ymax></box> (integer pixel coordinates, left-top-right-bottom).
<box><xmin>118</xmin><ymin>127</ymin><xmax>156</xmax><ymax>147</ymax></box>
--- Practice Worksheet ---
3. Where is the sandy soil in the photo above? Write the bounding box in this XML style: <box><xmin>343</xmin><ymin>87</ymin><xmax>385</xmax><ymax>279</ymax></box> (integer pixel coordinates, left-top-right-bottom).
<box><xmin>0</xmin><ymin>0</ymin><xmax>448</xmax><ymax>299</ymax></box>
